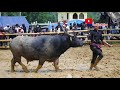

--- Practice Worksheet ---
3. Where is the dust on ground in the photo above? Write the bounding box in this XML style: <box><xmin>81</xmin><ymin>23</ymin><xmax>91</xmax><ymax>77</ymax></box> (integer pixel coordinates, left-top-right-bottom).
<box><xmin>0</xmin><ymin>45</ymin><xmax>120</xmax><ymax>78</ymax></box>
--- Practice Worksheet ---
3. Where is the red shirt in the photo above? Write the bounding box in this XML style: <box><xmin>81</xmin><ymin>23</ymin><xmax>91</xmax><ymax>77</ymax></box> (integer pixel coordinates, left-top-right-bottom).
<box><xmin>0</xmin><ymin>32</ymin><xmax>5</xmax><ymax>38</ymax></box>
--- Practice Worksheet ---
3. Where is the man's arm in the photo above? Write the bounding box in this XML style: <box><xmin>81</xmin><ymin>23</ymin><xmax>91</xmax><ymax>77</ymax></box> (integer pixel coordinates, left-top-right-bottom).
<box><xmin>102</xmin><ymin>40</ymin><xmax>112</xmax><ymax>47</ymax></box>
<box><xmin>100</xmin><ymin>33</ymin><xmax>112</xmax><ymax>47</ymax></box>
<box><xmin>88</xmin><ymin>30</ymin><xmax>93</xmax><ymax>40</ymax></box>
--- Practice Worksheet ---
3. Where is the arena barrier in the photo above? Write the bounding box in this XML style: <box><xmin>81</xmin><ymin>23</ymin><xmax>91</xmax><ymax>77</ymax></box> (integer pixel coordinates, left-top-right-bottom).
<box><xmin>0</xmin><ymin>29</ymin><xmax>120</xmax><ymax>49</ymax></box>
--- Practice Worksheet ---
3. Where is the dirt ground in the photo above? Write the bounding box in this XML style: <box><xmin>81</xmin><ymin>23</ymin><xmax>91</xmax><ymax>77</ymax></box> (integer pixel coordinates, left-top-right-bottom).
<box><xmin>0</xmin><ymin>44</ymin><xmax>120</xmax><ymax>78</ymax></box>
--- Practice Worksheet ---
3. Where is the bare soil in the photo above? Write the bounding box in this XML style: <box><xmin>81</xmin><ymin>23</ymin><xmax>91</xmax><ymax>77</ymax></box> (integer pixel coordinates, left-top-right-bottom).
<box><xmin>0</xmin><ymin>45</ymin><xmax>120</xmax><ymax>78</ymax></box>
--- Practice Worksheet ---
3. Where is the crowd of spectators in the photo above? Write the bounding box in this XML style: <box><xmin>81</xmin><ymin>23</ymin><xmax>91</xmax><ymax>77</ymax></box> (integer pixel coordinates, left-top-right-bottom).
<box><xmin>0</xmin><ymin>21</ymin><xmax>120</xmax><ymax>47</ymax></box>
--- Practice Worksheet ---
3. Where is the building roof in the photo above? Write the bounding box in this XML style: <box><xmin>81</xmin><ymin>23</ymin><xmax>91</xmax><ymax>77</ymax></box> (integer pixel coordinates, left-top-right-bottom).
<box><xmin>0</xmin><ymin>16</ymin><xmax>29</xmax><ymax>29</ymax></box>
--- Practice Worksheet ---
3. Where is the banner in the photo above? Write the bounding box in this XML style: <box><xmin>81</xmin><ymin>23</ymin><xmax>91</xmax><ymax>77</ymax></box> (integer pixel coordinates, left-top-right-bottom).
<box><xmin>92</xmin><ymin>23</ymin><xmax>108</xmax><ymax>26</ymax></box>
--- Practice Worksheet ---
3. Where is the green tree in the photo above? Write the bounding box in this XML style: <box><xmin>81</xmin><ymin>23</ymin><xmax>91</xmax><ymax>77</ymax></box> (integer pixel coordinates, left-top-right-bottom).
<box><xmin>0</xmin><ymin>12</ymin><xmax>58</xmax><ymax>23</ymax></box>
<box><xmin>87</xmin><ymin>12</ymin><xmax>101</xmax><ymax>23</ymax></box>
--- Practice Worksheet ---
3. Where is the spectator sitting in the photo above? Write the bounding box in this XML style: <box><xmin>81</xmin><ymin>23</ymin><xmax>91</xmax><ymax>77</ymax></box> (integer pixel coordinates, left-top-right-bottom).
<box><xmin>19</xmin><ymin>26</ymin><xmax>24</xmax><ymax>33</ymax></box>
<box><xmin>0</xmin><ymin>27</ymin><xmax>4</xmax><ymax>32</ymax></box>
<box><xmin>73</xmin><ymin>22</ymin><xmax>77</xmax><ymax>30</ymax></box>
<box><xmin>35</xmin><ymin>25</ymin><xmax>42</xmax><ymax>33</ymax></box>
<box><xmin>15</xmin><ymin>24</ymin><xmax>19</xmax><ymax>28</ymax></box>
<box><xmin>51</xmin><ymin>25</ymin><xmax>55</xmax><ymax>32</ymax></box>
<box><xmin>81</xmin><ymin>22</ymin><xmax>86</xmax><ymax>30</ymax></box>
<box><xmin>9</xmin><ymin>26</ymin><xmax>16</xmax><ymax>39</ymax></box>
<box><xmin>22</xmin><ymin>24</ymin><xmax>27</xmax><ymax>33</ymax></box>
<box><xmin>0</xmin><ymin>27</ymin><xmax>7</xmax><ymax>47</ymax></box>
<box><xmin>57</xmin><ymin>26</ymin><xmax>61</xmax><ymax>33</ymax></box>
<box><xmin>69</xmin><ymin>23</ymin><xmax>73</xmax><ymax>30</ymax></box>
<box><xmin>63</xmin><ymin>23</ymin><xmax>69</xmax><ymax>32</ymax></box>
<box><xmin>46</xmin><ymin>28</ymin><xmax>49</xmax><ymax>32</ymax></box>
<box><xmin>28</xmin><ymin>25</ymin><xmax>34</xmax><ymax>37</ymax></box>
<box><xmin>28</xmin><ymin>25</ymin><xmax>33</xmax><ymax>33</ymax></box>
<box><xmin>8</xmin><ymin>27</ymin><xmax>13</xmax><ymax>34</ymax></box>
<box><xmin>42</xmin><ymin>28</ymin><xmax>46</xmax><ymax>32</ymax></box>
<box><xmin>65</xmin><ymin>23</ymin><xmax>69</xmax><ymax>30</ymax></box>
<box><xmin>16</xmin><ymin>26</ymin><xmax>24</xmax><ymax>35</ymax></box>
<box><xmin>4</xmin><ymin>24</ymin><xmax>10</xmax><ymax>33</ymax></box>
<box><xmin>80</xmin><ymin>22</ymin><xmax>85</xmax><ymax>36</ymax></box>
<box><xmin>110</xmin><ymin>36</ymin><xmax>120</xmax><ymax>40</ymax></box>
<box><xmin>15</xmin><ymin>24</ymin><xmax>20</xmax><ymax>32</ymax></box>
<box><xmin>55</xmin><ymin>22</ymin><xmax>63</xmax><ymax>31</ymax></box>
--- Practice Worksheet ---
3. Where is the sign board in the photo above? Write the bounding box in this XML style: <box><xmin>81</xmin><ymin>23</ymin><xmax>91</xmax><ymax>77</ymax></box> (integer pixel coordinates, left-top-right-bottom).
<box><xmin>92</xmin><ymin>23</ymin><xmax>108</xmax><ymax>26</ymax></box>
<box><xmin>85</xmin><ymin>18</ymin><xmax>92</xmax><ymax>24</ymax></box>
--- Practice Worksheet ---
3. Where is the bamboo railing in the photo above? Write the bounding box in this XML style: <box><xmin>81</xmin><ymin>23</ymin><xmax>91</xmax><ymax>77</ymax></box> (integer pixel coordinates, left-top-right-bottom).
<box><xmin>0</xmin><ymin>29</ymin><xmax>120</xmax><ymax>49</ymax></box>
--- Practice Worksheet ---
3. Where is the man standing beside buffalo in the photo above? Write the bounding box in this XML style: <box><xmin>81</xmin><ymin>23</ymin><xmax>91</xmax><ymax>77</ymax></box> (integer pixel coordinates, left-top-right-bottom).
<box><xmin>89</xmin><ymin>26</ymin><xmax>112</xmax><ymax>70</ymax></box>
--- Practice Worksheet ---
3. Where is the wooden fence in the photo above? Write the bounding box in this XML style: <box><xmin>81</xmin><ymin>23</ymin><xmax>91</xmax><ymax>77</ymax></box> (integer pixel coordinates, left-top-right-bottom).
<box><xmin>0</xmin><ymin>29</ymin><xmax>120</xmax><ymax>49</ymax></box>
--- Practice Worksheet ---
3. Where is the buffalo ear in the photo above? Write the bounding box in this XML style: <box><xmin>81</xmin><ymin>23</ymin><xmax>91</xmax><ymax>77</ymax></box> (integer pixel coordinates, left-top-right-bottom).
<box><xmin>63</xmin><ymin>29</ymin><xmax>74</xmax><ymax>37</ymax></box>
<box><xmin>63</xmin><ymin>28</ymin><xmax>77</xmax><ymax>38</ymax></box>
<box><xmin>73</xmin><ymin>32</ymin><xmax>77</xmax><ymax>38</ymax></box>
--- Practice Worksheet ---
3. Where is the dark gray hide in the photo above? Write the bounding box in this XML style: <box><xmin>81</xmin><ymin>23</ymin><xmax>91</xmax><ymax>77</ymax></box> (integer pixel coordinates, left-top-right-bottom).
<box><xmin>9</xmin><ymin>34</ymin><xmax>83</xmax><ymax>72</ymax></box>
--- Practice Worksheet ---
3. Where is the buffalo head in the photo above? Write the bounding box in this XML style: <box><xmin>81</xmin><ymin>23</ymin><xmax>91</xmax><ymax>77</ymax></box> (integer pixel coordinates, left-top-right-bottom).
<box><xmin>64</xmin><ymin>30</ymin><xmax>84</xmax><ymax>47</ymax></box>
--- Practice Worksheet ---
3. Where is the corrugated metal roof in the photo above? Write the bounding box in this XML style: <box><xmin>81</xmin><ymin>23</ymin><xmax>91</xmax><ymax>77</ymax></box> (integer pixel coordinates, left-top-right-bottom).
<box><xmin>0</xmin><ymin>16</ymin><xmax>29</xmax><ymax>29</ymax></box>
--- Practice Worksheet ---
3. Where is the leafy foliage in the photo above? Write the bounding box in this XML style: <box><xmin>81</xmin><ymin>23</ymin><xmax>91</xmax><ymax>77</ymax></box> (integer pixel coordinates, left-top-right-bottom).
<box><xmin>1</xmin><ymin>12</ymin><xmax>101</xmax><ymax>23</ymax></box>
<box><xmin>87</xmin><ymin>12</ymin><xmax>101</xmax><ymax>23</ymax></box>
<box><xmin>1</xmin><ymin>12</ymin><xmax>58</xmax><ymax>23</ymax></box>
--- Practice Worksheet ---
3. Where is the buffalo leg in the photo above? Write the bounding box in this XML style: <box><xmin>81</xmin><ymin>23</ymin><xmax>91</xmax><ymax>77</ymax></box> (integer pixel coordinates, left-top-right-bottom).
<box><xmin>53</xmin><ymin>58</ymin><xmax>60</xmax><ymax>72</ymax></box>
<box><xmin>34</xmin><ymin>61</ymin><xmax>45</xmax><ymax>73</ymax></box>
<box><xmin>17</xmin><ymin>60</ymin><xmax>29</xmax><ymax>73</ymax></box>
<box><xmin>11</xmin><ymin>58</ymin><xmax>16</xmax><ymax>72</ymax></box>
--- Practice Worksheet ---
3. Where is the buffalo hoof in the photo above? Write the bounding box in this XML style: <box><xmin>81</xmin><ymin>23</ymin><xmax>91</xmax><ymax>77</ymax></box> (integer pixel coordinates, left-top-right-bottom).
<box><xmin>34</xmin><ymin>71</ymin><xmax>38</xmax><ymax>73</ymax></box>
<box><xmin>23</xmin><ymin>69</ymin><xmax>29</xmax><ymax>73</ymax></box>
<box><xmin>25</xmin><ymin>70</ymin><xmax>29</xmax><ymax>73</ymax></box>
<box><xmin>94</xmin><ymin>67</ymin><xmax>100</xmax><ymax>71</ymax></box>
<box><xmin>55</xmin><ymin>69</ymin><xmax>62</xmax><ymax>72</ymax></box>
<box><xmin>33</xmin><ymin>70</ymin><xmax>38</xmax><ymax>73</ymax></box>
<box><xmin>11</xmin><ymin>70</ymin><xmax>15</xmax><ymax>72</ymax></box>
<box><xmin>22</xmin><ymin>67</ymin><xmax>29</xmax><ymax>73</ymax></box>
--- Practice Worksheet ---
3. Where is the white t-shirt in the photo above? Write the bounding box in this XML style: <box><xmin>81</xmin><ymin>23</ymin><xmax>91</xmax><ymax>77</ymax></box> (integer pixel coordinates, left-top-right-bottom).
<box><xmin>57</xmin><ymin>28</ymin><xmax>60</xmax><ymax>33</ymax></box>
<box><xmin>66</xmin><ymin>26</ymin><xmax>70</xmax><ymax>30</ymax></box>
<box><xmin>115</xmin><ymin>26</ymin><xmax>118</xmax><ymax>29</ymax></box>
<box><xmin>15</xmin><ymin>27</ymin><xmax>19</xmax><ymax>32</ymax></box>
<box><xmin>4</xmin><ymin>26</ymin><xmax>10</xmax><ymax>31</ymax></box>
<box><xmin>16</xmin><ymin>27</ymin><xmax>24</xmax><ymax>33</ymax></box>
<box><xmin>50</xmin><ymin>29</ymin><xmax>55</xmax><ymax>32</ymax></box>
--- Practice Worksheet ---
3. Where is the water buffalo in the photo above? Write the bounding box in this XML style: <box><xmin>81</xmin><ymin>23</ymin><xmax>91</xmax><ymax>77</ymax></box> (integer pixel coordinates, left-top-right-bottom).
<box><xmin>10</xmin><ymin>32</ymin><xmax>83</xmax><ymax>73</ymax></box>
